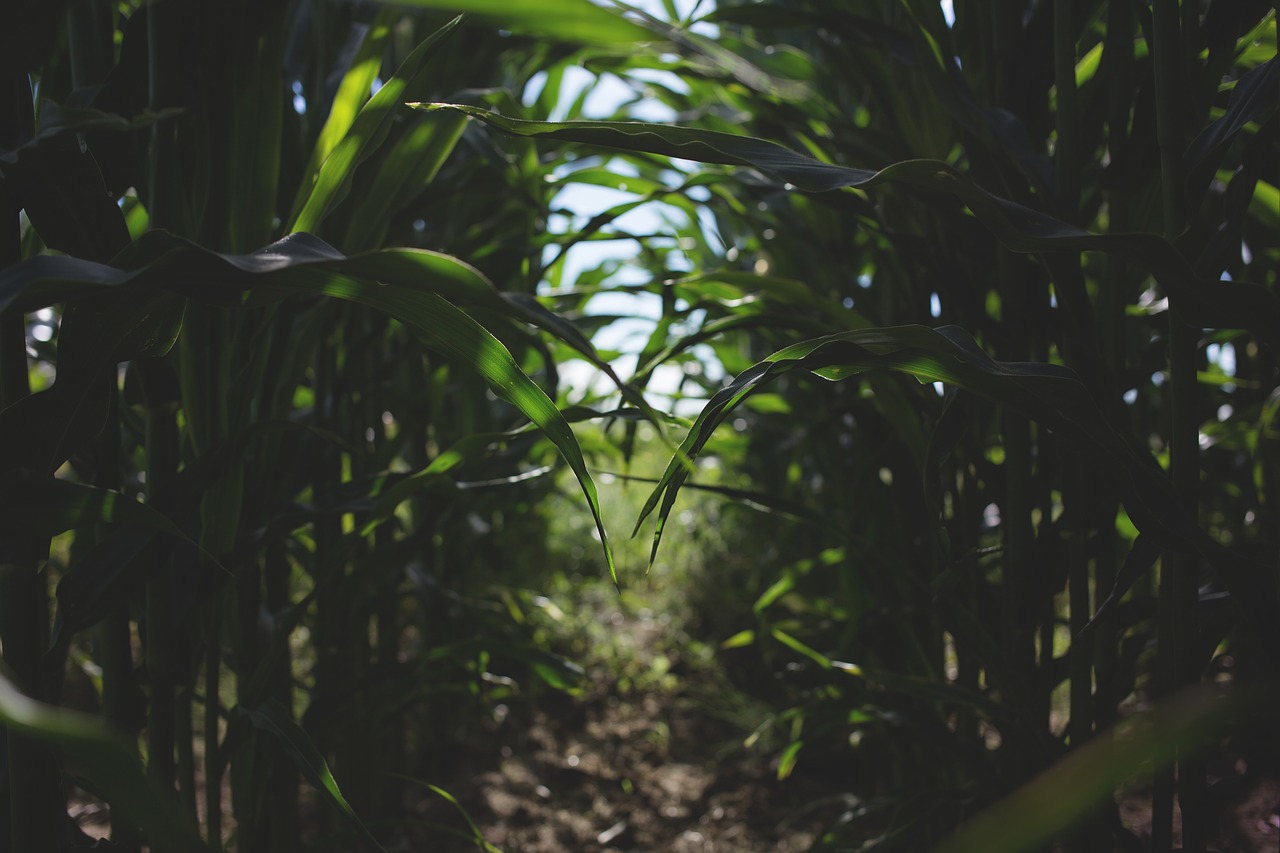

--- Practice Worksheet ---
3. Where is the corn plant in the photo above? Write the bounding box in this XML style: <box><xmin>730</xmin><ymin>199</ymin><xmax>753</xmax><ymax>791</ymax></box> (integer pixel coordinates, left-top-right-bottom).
<box><xmin>431</xmin><ymin>0</ymin><xmax>1278</xmax><ymax>849</ymax></box>
<box><xmin>0</xmin><ymin>2</ymin><xmax>659</xmax><ymax>851</ymax></box>
<box><xmin>1</xmin><ymin>0</ymin><xmax>1277</xmax><ymax>851</ymax></box>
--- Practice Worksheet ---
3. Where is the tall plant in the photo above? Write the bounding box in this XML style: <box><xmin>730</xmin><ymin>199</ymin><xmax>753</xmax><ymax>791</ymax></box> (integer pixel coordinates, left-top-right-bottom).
<box><xmin>429</xmin><ymin>0</ymin><xmax>1278</xmax><ymax>848</ymax></box>
<box><xmin>0</xmin><ymin>1</ymin><xmax>655</xmax><ymax>850</ymax></box>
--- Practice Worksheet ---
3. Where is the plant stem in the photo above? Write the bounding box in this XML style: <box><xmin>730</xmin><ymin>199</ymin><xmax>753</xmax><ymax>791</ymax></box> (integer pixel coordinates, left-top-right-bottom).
<box><xmin>205</xmin><ymin>611</ymin><xmax>223</xmax><ymax>851</ymax></box>
<box><xmin>142</xmin><ymin>377</ymin><xmax>179</xmax><ymax>794</ymax></box>
<box><xmin>1152</xmin><ymin>1</ymin><xmax>1207</xmax><ymax>850</ymax></box>
<box><xmin>0</xmin><ymin>164</ymin><xmax>62</xmax><ymax>853</ymax></box>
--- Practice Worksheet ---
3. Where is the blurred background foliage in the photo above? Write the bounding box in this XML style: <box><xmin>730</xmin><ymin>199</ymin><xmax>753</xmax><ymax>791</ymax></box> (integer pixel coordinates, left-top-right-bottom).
<box><xmin>0</xmin><ymin>0</ymin><xmax>1276</xmax><ymax>851</ymax></box>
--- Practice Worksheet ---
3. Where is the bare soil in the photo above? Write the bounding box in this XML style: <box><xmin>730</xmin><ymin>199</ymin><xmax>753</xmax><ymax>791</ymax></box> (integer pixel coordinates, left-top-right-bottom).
<box><xmin>400</xmin><ymin>689</ymin><xmax>839</xmax><ymax>853</ymax></box>
<box><xmin>68</xmin><ymin>599</ymin><xmax>1280</xmax><ymax>852</ymax></box>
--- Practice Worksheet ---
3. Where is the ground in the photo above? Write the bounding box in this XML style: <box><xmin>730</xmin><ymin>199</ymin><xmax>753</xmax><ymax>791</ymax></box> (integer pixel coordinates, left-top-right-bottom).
<box><xmin>68</xmin><ymin>579</ymin><xmax>1280</xmax><ymax>852</ymax></box>
<box><xmin>404</xmin><ymin>690</ymin><xmax>836</xmax><ymax>852</ymax></box>
<box><xmin>395</xmin><ymin>590</ymin><xmax>1280</xmax><ymax>853</ymax></box>
<box><xmin>398</xmin><ymin>589</ymin><xmax>844</xmax><ymax>852</ymax></box>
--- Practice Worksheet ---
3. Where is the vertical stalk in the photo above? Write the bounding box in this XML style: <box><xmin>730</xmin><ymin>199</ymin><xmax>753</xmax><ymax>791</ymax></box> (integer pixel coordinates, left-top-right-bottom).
<box><xmin>310</xmin><ymin>325</ymin><xmax>346</xmax><ymax>837</ymax></box>
<box><xmin>66</xmin><ymin>0</ymin><xmax>113</xmax><ymax>89</ymax></box>
<box><xmin>89</xmin><ymin>390</ymin><xmax>145</xmax><ymax>852</ymax></box>
<box><xmin>204</xmin><ymin>611</ymin><xmax>223</xmax><ymax>851</ymax></box>
<box><xmin>141</xmin><ymin>369</ymin><xmax>179</xmax><ymax>794</ymax></box>
<box><xmin>175</xmin><ymin>681</ymin><xmax>197</xmax><ymax>817</ymax></box>
<box><xmin>998</xmin><ymin>250</ymin><xmax>1036</xmax><ymax>777</ymax></box>
<box><xmin>1093</xmin><ymin>0</ymin><xmax>1136</xmax><ymax>740</ymax></box>
<box><xmin>264</xmin><ymin>538</ymin><xmax>299</xmax><ymax>853</ymax></box>
<box><xmin>1053</xmin><ymin>0</ymin><xmax>1080</xmax><ymax>218</ymax></box>
<box><xmin>233</xmin><ymin>552</ymin><xmax>268</xmax><ymax>853</ymax></box>
<box><xmin>1152</xmin><ymin>1</ymin><xmax>1206</xmax><ymax>850</ymax></box>
<box><xmin>987</xmin><ymin>5</ymin><xmax>1041</xmax><ymax>777</ymax></box>
<box><xmin>1053</xmin><ymin>5</ymin><xmax>1106</xmax><ymax>849</ymax></box>
<box><xmin>0</xmin><ymin>136</ymin><xmax>62</xmax><ymax>851</ymax></box>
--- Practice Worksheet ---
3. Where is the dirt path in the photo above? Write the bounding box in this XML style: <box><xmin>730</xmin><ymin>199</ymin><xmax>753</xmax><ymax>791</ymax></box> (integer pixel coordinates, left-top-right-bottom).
<box><xmin>398</xmin><ymin>593</ymin><xmax>846</xmax><ymax>853</ymax></box>
<box><xmin>405</xmin><ymin>689</ymin><xmax>837</xmax><ymax>853</ymax></box>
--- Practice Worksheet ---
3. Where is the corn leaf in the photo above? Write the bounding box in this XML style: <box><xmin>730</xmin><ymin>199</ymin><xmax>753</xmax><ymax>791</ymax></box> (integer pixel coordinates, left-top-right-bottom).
<box><xmin>413</xmin><ymin>104</ymin><xmax>1280</xmax><ymax>352</ymax></box>
<box><xmin>0</xmin><ymin>671</ymin><xmax>210</xmax><ymax>852</ymax></box>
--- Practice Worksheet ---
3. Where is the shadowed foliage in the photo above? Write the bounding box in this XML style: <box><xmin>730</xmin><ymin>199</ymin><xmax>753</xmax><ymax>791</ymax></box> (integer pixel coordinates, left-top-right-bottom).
<box><xmin>1</xmin><ymin>1</ymin><xmax>1276</xmax><ymax>852</ymax></box>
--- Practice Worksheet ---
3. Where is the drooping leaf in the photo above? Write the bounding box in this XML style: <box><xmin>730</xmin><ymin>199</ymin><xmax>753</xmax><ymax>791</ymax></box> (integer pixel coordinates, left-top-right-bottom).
<box><xmin>632</xmin><ymin>324</ymin><xmax>1275</xmax><ymax>643</ymax></box>
<box><xmin>1183</xmin><ymin>57</ymin><xmax>1279</xmax><ymax>203</ymax></box>
<box><xmin>0</xmin><ymin>230</ymin><xmax>619</xmax><ymax>583</ymax></box>
<box><xmin>378</xmin><ymin>0</ymin><xmax>654</xmax><ymax>44</ymax></box>
<box><xmin>52</xmin><ymin>526</ymin><xmax>157</xmax><ymax>645</ymax></box>
<box><xmin>414</xmin><ymin>104</ymin><xmax>1280</xmax><ymax>351</ymax></box>
<box><xmin>0</xmin><ymin>470</ymin><xmax>187</xmax><ymax>542</ymax></box>
<box><xmin>0</xmin><ymin>670</ymin><xmax>209</xmax><ymax>852</ymax></box>
<box><xmin>240</xmin><ymin>699</ymin><xmax>386</xmax><ymax>852</ymax></box>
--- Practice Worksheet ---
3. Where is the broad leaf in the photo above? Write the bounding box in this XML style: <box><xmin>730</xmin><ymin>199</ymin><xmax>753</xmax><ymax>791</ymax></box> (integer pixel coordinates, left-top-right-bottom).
<box><xmin>414</xmin><ymin>104</ymin><xmax>1280</xmax><ymax>352</ymax></box>
<box><xmin>288</xmin><ymin>16</ymin><xmax>463</xmax><ymax>234</ymax></box>
<box><xmin>0</xmin><ymin>671</ymin><xmax>209</xmax><ymax>851</ymax></box>
<box><xmin>240</xmin><ymin>699</ymin><xmax>386</xmax><ymax>852</ymax></box>
<box><xmin>0</xmin><ymin>231</ymin><xmax>619</xmax><ymax>582</ymax></box>
<box><xmin>632</xmin><ymin>324</ymin><xmax>1275</xmax><ymax>642</ymax></box>
<box><xmin>380</xmin><ymin>0</ymin><xmax>654</xmax><ymax>44</ymax></box>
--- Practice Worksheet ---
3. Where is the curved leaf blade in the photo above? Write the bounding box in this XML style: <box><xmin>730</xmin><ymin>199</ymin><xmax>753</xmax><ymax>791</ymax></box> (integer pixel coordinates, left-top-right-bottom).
<box><xmin>240</xmin><ymin>699</ymin><xmax>386</xmax><ymax>852</ymax></box>
<box><xmin>0</xmin><ymin>671</ymin><xmax>209</xmax><ymax>852</ymax></box>
<box><xmin>288</xmin><ymin>16</ymin><xmax>463</xmax><ymax>234</ymax></box>
<box><xmin>0</xmin><ymin>232</ymin><xmax>619</xmax><ymax>583</ymax></box>
<box><xmin>0</xmin><ymin>471</ymin><xmax>187</xmax><ymax>542</ymax></box>
<box><xmin>384</xmin><ymin>0</ymin><xmax>653</xmax><ymax>44</ymax></box>
<box><xmin>636</xmin><ymin>324</ymin><xmax>1275</xmax><ymax>641</ymax></box>
<box><xmin>415</xmin><ymin>104</ymin><xmax>1280</xmax><ymax>351</ymax></box>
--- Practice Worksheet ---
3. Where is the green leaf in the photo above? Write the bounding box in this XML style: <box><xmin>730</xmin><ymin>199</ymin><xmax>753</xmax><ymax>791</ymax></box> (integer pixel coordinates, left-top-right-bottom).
<box><xmin>240</xmin><ymin>699</ymin><xmax>386</xmax><ymax>852</ymax></box>
<box><xmin>400</xmin><ymin>779</ymin><xmax>504</xmax><ymax>852</ymax></box>
<box><xmin>288</xmin><ymin>16</ymin><xmax>463</xmax><ymax>234</ymax></box>
<box><xmin>355</xmin><ymin>429</ymin><xmax>520</xmax><ymax>536</ymax></box>
<box><xmin>720</xmin><ymin>628</ymin><xmax>756</xmax><ymax>650</ymax></box>
<box><xmin>0</xmin><ymin>231</ymin><xmax>618</xmax><ymax>584</ymax></box>
<box><xmin>0</xmin><ymin>669</ymin><xmax>209</xmax><ymax>852</ymax></box>
<box><xmin>1183</xmin><ymin>58</ymin><xmax>1278</xmax><ymax>197</ymax></box>
<box><xmin>382</xmin><ymin>0</ymin><xmax>654</xmax><ymax>44</ymax></box>
<box><xmin>934</xmin><ymin>687</ymin><xmax>1245</xmax><ymax>853</ymax></box>
<box><xmin>770</xmin><ymin>627</ymin><xmax>831</xmax><ymax>670</ymax></box>
<box><xmin>285</xmin><ymin>275</ymin><xmax>617</xmax><ymax>583</ymax></box>
<box><xmin>776</xmin><ymin>739</ymin><xmax>803</xmax><ymax>780</ymax></box>
<box><xmin>342</xmin><ymin>109</ymin><xmax>469</xmax><ymax>252</ymax></box>
<box><xmin>633</xmin><ymin>324</ymin><xmax>1275</xmax><ymax>643</ymax></box>
<box><xmin>414</xmin><ymin>104</ymin><xmax>1280</xmax><ymax>352</ymax></box>
<box><xmin>0</xmin><ymin>471</ymin><xmax>188</xmax><ymax>542</ymax></box>
<box><xmin>753</xmin><ymin>575</ymin><xmax>795</xmax><ymax>615</ymax></box>
<box><xmin>52</xmin><ymin>527</ymin><xmax>156</xmax><ymax>645</ymax></box>
<box><xmin>296</xmin><ymin>11</ymin><xmax>396</xmax><ymax>203</ymax></box>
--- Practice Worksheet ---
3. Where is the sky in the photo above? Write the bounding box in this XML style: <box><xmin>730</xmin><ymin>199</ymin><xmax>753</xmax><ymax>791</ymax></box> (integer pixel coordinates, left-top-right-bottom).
<box><xmin>530</xmin><ymin>0</ymin><xmax>723</xmax><ymax>414</ymax></box>
<box><xmin>534</xmin><ymin>1</ymin><xmax>958</xmax><ymax>412</ymax></box>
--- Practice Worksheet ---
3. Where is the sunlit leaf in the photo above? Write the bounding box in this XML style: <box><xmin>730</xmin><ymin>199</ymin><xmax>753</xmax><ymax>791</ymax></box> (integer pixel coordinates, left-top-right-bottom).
<box><xmin>381</xmin><ymin>0</ymin><xmax>654</xmax><ymax>44</ymax></box>
<box><xmin>0</xmin><ymin>231</ymin><xmax>618</xmax><ymax>583</ymax></box>
<box><xmin>414</xmin><ymin>103</ymin><xmax>1280</xmax><ymax>351</ymax></box>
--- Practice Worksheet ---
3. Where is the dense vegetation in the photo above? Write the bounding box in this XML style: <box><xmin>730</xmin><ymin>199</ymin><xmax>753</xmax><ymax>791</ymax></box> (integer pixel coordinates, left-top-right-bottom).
<box><xmin>0</xmin><ymin>1</ymin><xmax>1276</xmax><ymax>851</ymax></box>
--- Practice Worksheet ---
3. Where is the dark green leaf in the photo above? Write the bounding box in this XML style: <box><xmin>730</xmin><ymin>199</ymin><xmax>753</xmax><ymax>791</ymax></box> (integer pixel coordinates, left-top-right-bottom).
<box><xmin>0</xmin><ymin>231</ymin><xmax>618</xmax><ymax>583</ymax></box>
<box><xmin>380</xmin><ymin>0</ymin><xmax>654</xmax><ymax>44</ymax></box>
<box><xmin>240</xmin><ymin>699</ymin><xmax>386</xmax><ymax>852</ymax></box>
<box><xmin>415</xmin><ymin>104</ymin><xmax>1280</xmax><ymax>351</ymax></box>
<box><xmin>633</xmin><ymin>324</ymin><xmax>1274</xmax><ymax>642</ymax></box>
<box><xmin>0</xmin><ymin>670</ymin><xmax>209</xmax><ymax>852</ymax></box>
